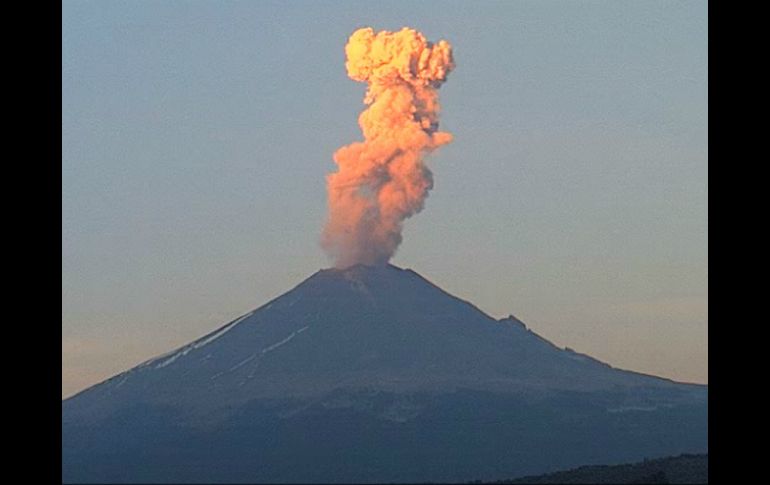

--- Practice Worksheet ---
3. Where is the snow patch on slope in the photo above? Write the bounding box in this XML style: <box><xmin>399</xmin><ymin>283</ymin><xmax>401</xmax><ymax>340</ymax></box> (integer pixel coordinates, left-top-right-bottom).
<box><xmin>262</xmin><ymin>325</ymin><xmax>309</xmax><ymax>354</ymax></box>
<box><xmin>211</xmin><ymin>325</ymin><xmax>311</xmax><ymax>380</ymax></box>
<box><xmin>149</xmin><ymin>311</ymin><xmax>256</xmax><ymax>369</ymax></box>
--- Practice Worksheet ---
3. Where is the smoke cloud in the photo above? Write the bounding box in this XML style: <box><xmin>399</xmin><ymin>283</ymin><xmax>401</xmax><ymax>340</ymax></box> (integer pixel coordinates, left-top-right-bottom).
<box><xmin>322</xmin><ymin>27</ymin><xmax>455</xmax><ymax>268</ymax></box>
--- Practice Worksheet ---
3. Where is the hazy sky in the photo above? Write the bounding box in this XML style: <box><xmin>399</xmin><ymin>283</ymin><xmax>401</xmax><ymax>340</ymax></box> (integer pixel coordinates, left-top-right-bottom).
<box><xmin>62</xmin><ymin>0</ymin><xmax>708</xmax><ymax>398</ymax></box>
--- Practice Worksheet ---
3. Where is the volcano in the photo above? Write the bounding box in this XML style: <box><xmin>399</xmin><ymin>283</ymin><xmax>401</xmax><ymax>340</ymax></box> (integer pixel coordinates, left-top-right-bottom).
<box><xmin>62</xmin><ymin>264</ymin><xmax>707</xmax><ymax>483</ymax></box>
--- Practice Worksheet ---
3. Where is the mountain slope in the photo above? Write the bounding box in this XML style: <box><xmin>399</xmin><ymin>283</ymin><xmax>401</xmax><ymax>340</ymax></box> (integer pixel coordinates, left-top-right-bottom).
<box><xmin>500</xmin><ymin>453</ymin><xmax>708</xmax><ymax>484</ymax></box>
<box><xmin>62</xmin><ymin>264</ymin><xmax>707</xmax><ymax>483</ymax></box>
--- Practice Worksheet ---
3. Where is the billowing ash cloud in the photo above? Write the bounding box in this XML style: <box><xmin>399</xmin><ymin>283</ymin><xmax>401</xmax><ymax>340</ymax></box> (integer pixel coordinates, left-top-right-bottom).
<box><xmin>321</xmin><ymin>27</ymin><xmax>455</xmax><ymax>268</ymax></box>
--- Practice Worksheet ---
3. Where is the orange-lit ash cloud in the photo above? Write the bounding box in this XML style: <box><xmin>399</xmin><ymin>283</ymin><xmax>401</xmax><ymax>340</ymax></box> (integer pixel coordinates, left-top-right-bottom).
<box><xmin>322</xmin><ymin>27</ymin><xmax>455</xmax><ymax>269</ymax></box>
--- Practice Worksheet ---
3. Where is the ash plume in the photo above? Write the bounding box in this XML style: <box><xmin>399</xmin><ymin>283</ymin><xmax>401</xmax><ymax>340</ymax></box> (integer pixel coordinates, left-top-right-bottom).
<box><xmin>322</xmin><ymin>27</ymin><xmax>455</xmax><ymax>268</ymax></box>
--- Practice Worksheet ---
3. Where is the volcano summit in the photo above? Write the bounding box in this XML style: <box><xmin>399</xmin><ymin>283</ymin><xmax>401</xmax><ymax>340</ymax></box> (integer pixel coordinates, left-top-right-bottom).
<box><xmin>62</xmin><ymin>264</ymin><xmax>707</xmax><ymax>483</ymax></box>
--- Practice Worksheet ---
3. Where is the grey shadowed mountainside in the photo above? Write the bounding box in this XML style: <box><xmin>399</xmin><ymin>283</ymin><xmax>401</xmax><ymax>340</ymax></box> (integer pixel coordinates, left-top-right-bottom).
<box><xmin>498</xmin><ymin>453</ymin><xmax>708</xmax><ymax>484</ymax></box>
<box><xmin>62</xmin><ymin>264</ymin><xmax>707</xmax><ymax>483</ymax></box>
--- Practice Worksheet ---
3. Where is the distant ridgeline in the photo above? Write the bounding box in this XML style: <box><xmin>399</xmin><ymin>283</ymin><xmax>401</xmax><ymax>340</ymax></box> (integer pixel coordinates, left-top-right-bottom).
<box><xmin>485</xmin><ymin>453</ymin><xmax>708</xmax><ymax>484</ymax></box>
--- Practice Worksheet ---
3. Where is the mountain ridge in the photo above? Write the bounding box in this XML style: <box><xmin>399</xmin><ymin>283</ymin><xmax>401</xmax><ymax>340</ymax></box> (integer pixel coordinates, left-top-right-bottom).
<box><xmin>65</xmin><ymin>263</ymin><xmax>704</xmax><ymax>403</ymax></box>
<box><xmin>63</xmin><ymin>263</ymin><xmax>707</xmax><ymax>483</ymax></box>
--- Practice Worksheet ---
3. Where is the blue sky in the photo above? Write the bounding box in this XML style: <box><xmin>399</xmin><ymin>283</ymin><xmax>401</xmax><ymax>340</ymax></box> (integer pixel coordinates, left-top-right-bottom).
<box><xmin>62</xmin><ymin>0</ymin><xmax>708</xmax><ymax>397</ymax></box>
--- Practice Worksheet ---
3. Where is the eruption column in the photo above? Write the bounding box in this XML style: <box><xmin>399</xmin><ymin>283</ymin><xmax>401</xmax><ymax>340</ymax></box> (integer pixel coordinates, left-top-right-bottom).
<box><xmin>321</xmin><ymin>27</ymin><xmax>455</xmax><ymax>268</ymax></box>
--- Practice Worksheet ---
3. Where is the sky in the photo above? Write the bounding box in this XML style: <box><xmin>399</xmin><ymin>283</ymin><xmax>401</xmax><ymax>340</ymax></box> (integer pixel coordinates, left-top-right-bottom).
<box><xmin>62</xmin><ymin>0</ymin><xmax>708</xmax><ymax>398</ymax></box>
